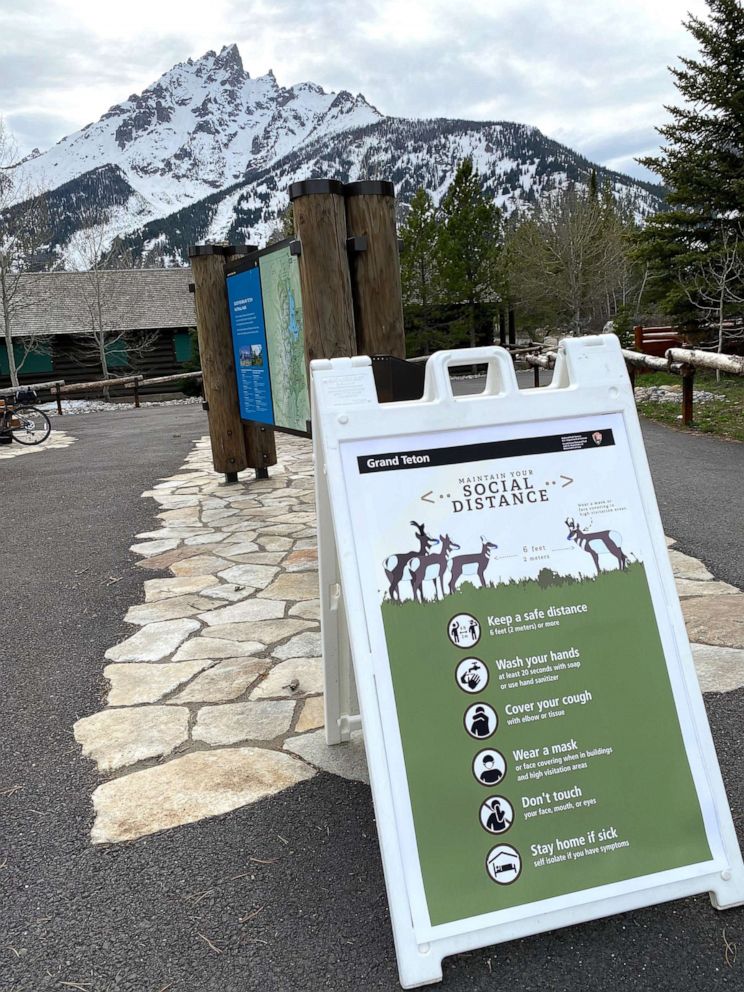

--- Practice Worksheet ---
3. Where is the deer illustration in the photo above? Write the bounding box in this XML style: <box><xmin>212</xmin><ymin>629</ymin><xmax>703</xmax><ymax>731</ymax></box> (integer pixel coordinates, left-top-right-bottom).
<box><xmin>384</xmin><ymin>521</ymin><xmax>438</xmax><ymax>602</ymax></box>
<box><xmin>565</xmin><ymin>517</ymin><xmax>629</xmax><ymax>574</ymax></box>
<box><xmin>449</xmin><ymin>537</ymin><xmax>499</xmax><ymax>594</ymax></box>
<box><xmin>410</xmin><ymin>534</ymin><xmax>461</xmax><ymax>602</ymax></box>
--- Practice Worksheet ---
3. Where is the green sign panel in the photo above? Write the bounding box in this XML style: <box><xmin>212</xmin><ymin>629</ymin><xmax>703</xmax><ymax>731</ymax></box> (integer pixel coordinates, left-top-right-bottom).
<box><xmin>383</xmin><ymin>565</ymin><xmax>709</xmax><ymax>923</ymax></box>
<box><xmin>259</xmin><ymin>245</ymin><xmax>310</xmax><ymax>434</ymax></box>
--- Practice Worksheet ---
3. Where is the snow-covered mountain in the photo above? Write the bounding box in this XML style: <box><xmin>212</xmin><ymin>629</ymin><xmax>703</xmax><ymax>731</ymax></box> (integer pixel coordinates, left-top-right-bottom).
<box><xmin>5</xmin><ymin>44</ymin><xmax>664</xmax><ymax>266</ymax></box>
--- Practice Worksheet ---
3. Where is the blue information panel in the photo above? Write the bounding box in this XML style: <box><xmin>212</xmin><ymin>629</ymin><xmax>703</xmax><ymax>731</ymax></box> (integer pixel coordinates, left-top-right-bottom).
<box><xmin>226</xmin><ymin>264</ymin><xmax>274</xmax><ymax>425</ymax></box>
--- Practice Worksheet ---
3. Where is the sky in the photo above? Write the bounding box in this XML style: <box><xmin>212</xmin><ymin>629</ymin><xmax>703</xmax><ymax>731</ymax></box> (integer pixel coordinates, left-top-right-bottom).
<box><xmin>1</xmin><ymin>0</ymin><xmax>711</xmax><ymax>182</ymax></box>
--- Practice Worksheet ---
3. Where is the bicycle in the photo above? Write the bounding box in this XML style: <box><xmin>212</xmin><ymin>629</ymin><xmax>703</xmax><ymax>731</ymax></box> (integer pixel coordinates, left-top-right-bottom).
<box><xmin>0</xmin><ymin>389</ymin><xmax>52</xmax><ymax>446</ymax></box>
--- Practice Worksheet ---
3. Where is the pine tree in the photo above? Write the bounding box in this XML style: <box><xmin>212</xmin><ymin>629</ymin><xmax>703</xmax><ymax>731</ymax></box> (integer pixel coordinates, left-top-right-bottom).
<box><xmin>436</xmin><ymin>158</ymin><xmax>501</xmax><ymax>348</ymax></box>
<box><xmin>637</xmin><ymin>0</ymin><xmax>744</xmax><ymax>319</ymax></box>
<box><xmin>399</xmin><ymin>188</ymin><xmax>444</xmax><ymax>355</ymax></box>
<box><xmin>588</xmin><ymin>169</ymin><xmax>599</xmax><ymax>201</ymax></box>
<box><xmin>400</xmin><ymin>188</ymin><xmax>437</xmax><ymax>308</ymax></box>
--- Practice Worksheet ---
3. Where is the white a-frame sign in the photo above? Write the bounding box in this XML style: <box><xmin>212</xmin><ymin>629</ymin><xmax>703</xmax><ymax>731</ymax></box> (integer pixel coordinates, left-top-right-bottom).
<box><xmin>310</xmin><ymin>336</ymin><xmax>744</xmax><ymax>989</ymax></box>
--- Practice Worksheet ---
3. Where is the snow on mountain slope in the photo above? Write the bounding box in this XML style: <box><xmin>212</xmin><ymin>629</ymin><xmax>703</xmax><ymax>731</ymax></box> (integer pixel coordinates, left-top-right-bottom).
<box><xmin>122</xmin><ymin>116</ymin><xmax>665</xmax><ymax>265</ymax></box>
<box><xmin>3</xmin><ymin>43</ymin><xmax>664</xmax><ymax>267</ymax></box>
<box><xmin>9</xmin><ymin>44</ymin><xmax>380</xmax><ymax>221</ymax></box>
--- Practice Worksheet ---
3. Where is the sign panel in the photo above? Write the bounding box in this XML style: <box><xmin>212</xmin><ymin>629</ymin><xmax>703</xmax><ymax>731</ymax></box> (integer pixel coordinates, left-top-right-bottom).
<box><xmin>226</xmin><ymin>264</ymin><xmax>273</xmax><ymax>425</ymax></box>
<box><xmin>226</xmin><ymin>241</ymin><xmax>310</xmax><ymax>435</ymax></box>
<box><xmin>311</xmin><ymin>341</ymin><xmax>744</xmax><ymax>988</ymax></box>
<box><xmin>346</xmin><ymin>414</ymin><xmax>712</xmax><ymax>926</ymax></box>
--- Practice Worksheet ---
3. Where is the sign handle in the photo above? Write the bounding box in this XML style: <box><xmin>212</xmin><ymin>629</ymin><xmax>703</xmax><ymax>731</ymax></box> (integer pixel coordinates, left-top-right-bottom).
<box><xmin>423</xmin><ymin>347</ymin><xmax>519</xmax><ymax>403</ymax></box>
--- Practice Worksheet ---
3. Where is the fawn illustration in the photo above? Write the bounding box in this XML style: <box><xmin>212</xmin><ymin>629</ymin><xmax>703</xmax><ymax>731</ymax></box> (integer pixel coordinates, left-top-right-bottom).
<box><xmin>449</xmin><ymin>537</ymin><xmax>499</xmax><ymax>594</ymax></box>
<box><xmin>565</xmin><ymin>517</ymin><xmax>629</xmax><ymax>573</ymax></box>
<box><xmin>410</xmin><ymin>534</ymin><xmax>461</xmax><ymax>602</ymax></box>
<box><xmin>384</xmin><ymin>521</ymin><xmax>438</xmax><ymax>602</ymax></box>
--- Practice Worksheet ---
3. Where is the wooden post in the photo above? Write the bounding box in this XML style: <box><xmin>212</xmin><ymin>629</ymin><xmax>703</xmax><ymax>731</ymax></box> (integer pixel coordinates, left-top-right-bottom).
<box><xmin>224</xmin><ymin>245</ymin><xmax>277</xmax><ymax>478</ymax></box>
<box><xmin>188</xmin><ymin>244</ymin><xmax>250</xmax><ymax>481</ymax></box>
<box><xmin>498</xmin><ymin>309</ymin><xmax>507</xmax><ymax>346</ymax></box>
<box><xmin>133</xmin><ymin>378</ymin><xmax>140</xmax><ymax>409</ymax></box>
<box><xmin>242</xmin><ymin>421</ymin><xmax>276</xmax><ymax>480</ymax></box>
<box><xmin>681</xmin><ymin>365</ymin><xmax>695</xmax><ymax>426</ymax></box>
<box><xmin>343</xmin><ymin>180</ymin><xmax>406</xmax><ymax>358</ymax></box>
<box><xmin>533</xmin><ymin>366</ymin><xmax>540</xmax><ymax>388</ymax></box>
<box><xmin>225</xmin><ymin>249</ymin><xmax>278</xmax><ymax>479</ymax></box>
<box><xmin>55</xmin><ymin>383</ymin><xmax>63</xmax><ymax>416</ymax></box>
<box><xmin>289</xmin><ymin>179</ymin><xmax>357</xmax><ymax>364</ymax></box>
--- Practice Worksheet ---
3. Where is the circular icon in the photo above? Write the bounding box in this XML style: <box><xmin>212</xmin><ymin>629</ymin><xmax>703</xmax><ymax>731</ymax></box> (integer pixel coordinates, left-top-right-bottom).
<box><xmin>455</xmin><ymin>658</ymin><xmax>489</xmax><ymax>693</ymax></box>
<box><xmin>447</xmin><ymin>613</ymin><xmax>481</xmax><ymax>649</ymax></box>
<box><xmin>485</xmin><ymin>844</ymin><xmax>522</xmax><ymax>884</ymax></box>
<box><xmin>479</xmin><ymin>796</ymin><xmax>514</xmax><ymax>835</ymax></box>
<box><xmin>472</xmin><ymin>749</ymin><xmax>507</xmax><ymax>786</ymax></box>
<box><xmin>464</xmin><ymin>702</ymin><xmax>498</xmax><ymax>739</ymax></box>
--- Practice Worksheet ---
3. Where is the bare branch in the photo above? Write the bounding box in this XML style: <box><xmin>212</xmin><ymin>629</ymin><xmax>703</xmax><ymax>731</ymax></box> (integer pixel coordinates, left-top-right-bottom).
<box><xmin>0</xmin><ymin>117</ymin><xmax>51</xmax><ymax>386</ymax></box>
<box><xmin>64</xmin><ymin>208</ymin><xmax>155</xmax><ymax>392</ymax></box>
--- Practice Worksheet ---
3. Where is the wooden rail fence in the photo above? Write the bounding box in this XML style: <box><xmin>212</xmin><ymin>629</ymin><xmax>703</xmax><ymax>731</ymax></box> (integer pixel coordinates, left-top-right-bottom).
<box><xmin>58</xmin><ymin>370</ymin><xmax>204</xmax><ymax>412</ymax></box>
<box><xmin>1</xmin><ymin>370</ymin><xmax>204</xmax><ymax>415</ymax></box>
<box><xmin>525</xmin><ymin>345</ymin><xmax>743</xmax><ymax>426</ymax></box>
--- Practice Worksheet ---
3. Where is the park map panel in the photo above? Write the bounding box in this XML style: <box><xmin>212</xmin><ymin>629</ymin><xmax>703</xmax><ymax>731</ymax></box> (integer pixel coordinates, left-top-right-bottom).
<box><xmin>227</xmin><ymin>243</ymin><xmax>310</xmax><ymax>435</ymax></box>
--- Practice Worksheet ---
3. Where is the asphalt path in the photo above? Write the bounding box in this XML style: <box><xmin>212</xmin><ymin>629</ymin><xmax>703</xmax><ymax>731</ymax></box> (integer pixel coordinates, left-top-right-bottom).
<box><xmin>1</xmin><ymin>405</ymin><xmax>742</xmax><ymax>992</ymax></box>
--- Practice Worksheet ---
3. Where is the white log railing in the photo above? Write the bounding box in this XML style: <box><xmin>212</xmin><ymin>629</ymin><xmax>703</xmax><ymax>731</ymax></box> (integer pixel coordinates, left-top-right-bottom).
<box><xmin>524</xmin><ymin>344</ymin><xmax>743</xmax><ymax>426</ymax></box>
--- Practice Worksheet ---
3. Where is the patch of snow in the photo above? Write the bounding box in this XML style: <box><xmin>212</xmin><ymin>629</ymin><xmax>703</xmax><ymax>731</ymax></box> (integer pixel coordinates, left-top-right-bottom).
<box><xmin>39</xmin><ymin>397</ymin><xmax>204</xmax><ymax>416</ymax></box>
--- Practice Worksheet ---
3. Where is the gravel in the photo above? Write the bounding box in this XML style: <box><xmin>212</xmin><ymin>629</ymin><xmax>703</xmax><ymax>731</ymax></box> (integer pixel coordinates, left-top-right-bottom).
<box><xmin>634</xmin><ymin>385</ymin><xmax>726</xmax><ymax>404</ymax></box>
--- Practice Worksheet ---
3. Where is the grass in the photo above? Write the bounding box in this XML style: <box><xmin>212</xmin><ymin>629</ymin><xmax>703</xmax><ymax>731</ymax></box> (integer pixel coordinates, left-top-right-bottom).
<box><xmin>634</xmin><ymin>369</ymin><xmax>744</xmax><ymax>442</ymax></box>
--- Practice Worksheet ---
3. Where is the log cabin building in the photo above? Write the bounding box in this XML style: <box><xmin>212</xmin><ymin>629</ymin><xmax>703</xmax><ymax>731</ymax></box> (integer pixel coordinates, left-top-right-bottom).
<box><xmin>1</xmin><ymin>269</ymin><xmax>197</xmax><ymax>393</ymax></box>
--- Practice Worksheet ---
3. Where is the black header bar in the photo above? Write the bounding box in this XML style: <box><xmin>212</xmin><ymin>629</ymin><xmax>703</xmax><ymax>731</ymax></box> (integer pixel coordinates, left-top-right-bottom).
<box><xmin>357</xmin><ymin>429</ymin><xmax>615</xmax><ymax>474</ymax></box>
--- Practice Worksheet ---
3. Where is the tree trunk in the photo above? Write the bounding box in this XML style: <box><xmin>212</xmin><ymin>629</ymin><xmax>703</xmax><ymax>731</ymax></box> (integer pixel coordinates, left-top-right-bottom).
<box><xmin>1</xmin><ymin>267</ymin><xmax>19</xmax><ymax>388</ymax></box>
<box><xmin>717</xmin><ymin>286</ymin><xmax>725</xmax><ymax>382</ymax></box>
<box><xmin>636</xmin><ymin>264</ymin><xmax>649</xmax><ymax>314</ymax></box>
<box><xmin>97</xmin><ymin>334</ymin><xmax>111</xmax><ymax>401</ymax></box>
<box><xmin>3</xmin><ymin>318</ymin><xmax>19</xmax><ymax>388</ymax></box>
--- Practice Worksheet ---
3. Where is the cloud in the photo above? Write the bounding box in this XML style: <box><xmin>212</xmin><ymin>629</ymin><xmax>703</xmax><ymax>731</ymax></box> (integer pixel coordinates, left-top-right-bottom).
<box><xmin>0</xmin><ymin>0</ymin><xmax>710</xmax><ymax>179</ymax></box>
<box><xmin>4</xmin><ymin>111</ymin><xmax>81</xmax><ymax>155</ymax></box>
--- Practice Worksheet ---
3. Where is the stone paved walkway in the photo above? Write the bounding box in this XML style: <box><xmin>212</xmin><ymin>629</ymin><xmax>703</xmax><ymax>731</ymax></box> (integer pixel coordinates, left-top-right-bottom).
<box><xmin>0</xmin><ymin>427</ymin><xmax>75</xmax><ymax>460</ymax></box>
<box><xmin>75</xmin><ymin>434</ymin><xmax>744</xmax><ymax>845</ymax></box>
<box><xmin>74</xmin><ymin>434</ymin><xmax>366</xmax><ymax>845</ymax></box>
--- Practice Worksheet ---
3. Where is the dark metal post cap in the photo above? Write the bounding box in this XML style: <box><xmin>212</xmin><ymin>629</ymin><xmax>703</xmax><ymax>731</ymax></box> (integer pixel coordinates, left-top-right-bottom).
<box><xmin>187</xmin><ymin>244</ymin><xmax>257</xmax><ymax>258</ymax></box>
<box><xmin>343</xmin><ymin>180</ymin><xmax>395</xmax><ymax>197</ymax></box>
<box><xmin>288</xmin><ymin>178</ymin><xmax>345</xmax><ymax>200</ymax></box>
<box><xmin>188</xmin><ymin>244</ymin><xmax>227</xmax><ymax>258</ymax></box>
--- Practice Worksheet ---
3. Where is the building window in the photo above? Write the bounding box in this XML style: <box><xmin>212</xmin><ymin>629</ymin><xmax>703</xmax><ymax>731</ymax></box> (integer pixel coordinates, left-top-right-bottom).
<box><xmin>105</xmin><ymin>340</ymin><xmax>129</xmax><ymax>368</ymax></box>
<box><xmin>0</xmin><ymin>342</ymin><xmax>53</xmax><ymax>376</ymax></box>
<box><xmin>174</xmin><ymin>329</ymin><xmax>193</xmax><ymax>364</ymax></box>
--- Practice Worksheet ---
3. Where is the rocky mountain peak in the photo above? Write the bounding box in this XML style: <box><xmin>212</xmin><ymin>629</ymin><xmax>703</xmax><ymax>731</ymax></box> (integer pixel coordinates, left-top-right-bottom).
<box><xmin>4</xmin><ymin>44</ymin><xmax>661</xmax><ymax>269</ymax></box>
<box><xmin>214</xmin><ymin>43</ymin><xmax>244</xmax><ymax>74</ymax></box>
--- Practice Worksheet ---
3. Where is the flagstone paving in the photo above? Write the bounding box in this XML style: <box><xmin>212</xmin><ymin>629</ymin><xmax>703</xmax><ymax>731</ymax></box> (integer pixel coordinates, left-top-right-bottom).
<box><xmin>74</xmin><ymin>433</ymin><xmax>744</xmax><ymax>845</ymax></box>
<box><xmin>0</xmin><ymin>426</ymin><xmax>76</xmax><ymax>460</ymax></box>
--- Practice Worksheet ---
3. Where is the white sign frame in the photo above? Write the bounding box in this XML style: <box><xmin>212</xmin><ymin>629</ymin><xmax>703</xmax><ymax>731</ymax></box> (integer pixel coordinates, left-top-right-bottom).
<box><xmin>310</xmin><ymin>337</ymin><xmax>744</xmax><ymax>989</ymax></box>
